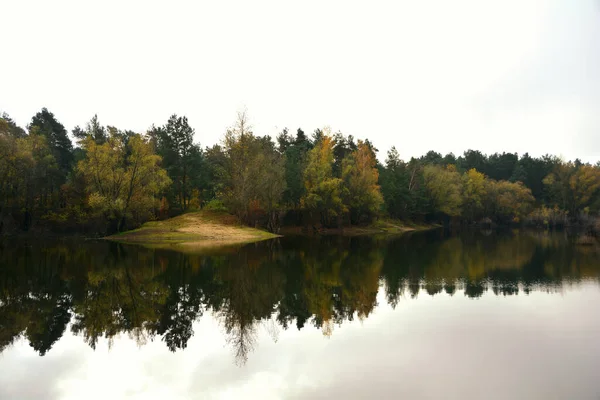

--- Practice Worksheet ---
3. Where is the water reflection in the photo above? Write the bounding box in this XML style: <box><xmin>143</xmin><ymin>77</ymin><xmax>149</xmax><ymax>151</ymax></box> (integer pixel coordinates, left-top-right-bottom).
<box><xmin>0</xmin><ymin>230</ymin><xmax>599</xmax><ymax>365</ymax></box>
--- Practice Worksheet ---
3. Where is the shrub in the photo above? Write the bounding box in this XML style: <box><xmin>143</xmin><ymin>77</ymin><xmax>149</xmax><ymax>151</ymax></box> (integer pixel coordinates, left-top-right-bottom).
<box><xmin>203</xmin><ymin>199</ymin><xmax>227</xmax><ymax>212</ymax></box>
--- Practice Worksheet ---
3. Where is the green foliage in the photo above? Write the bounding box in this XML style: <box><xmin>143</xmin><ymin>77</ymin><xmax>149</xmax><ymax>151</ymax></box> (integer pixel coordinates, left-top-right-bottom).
<box><xmin>278</xmin><ymin>128</ymin><xmax>312</xmax><ymax>208</ymax></box>
<box><xmin>485</xmin><ymin>180</ymin><xmax>535</xmax><ymax>223</ymax></box>
<box><xmin>542</xmin><ymin>161</ymin><xmax>600</xmax><ymax>217</ymax></box>
<box><xmin>0</xmin><ymin>113</ymin><xmax>26</xmax><ymax>138</ymax></box>
<box><xmin>569</xmin><ymin>165</ymin><xmax>600</xmax><ymax>212</ymax></box>
<box><xmin>73</xmin><ymin>114</ymin><xmax>108</xmax><ymax>146</ymax></box>
<box><xmin>203</xmin><ymin>199</ymin><xmax>227</xmax><ymax>211</ymax></box>
<box><xmin>341</xmin><ymin>140</ymin><xmax>384</xmax><ymax>224</ymax></box>
<box><xmin>332</xmin><ymin>131</ymin><xmax>357</xmax><ymax>177</ymax></box>
<box><xmin>423</xmin><ymin>164</ymin><xmax>463</xmax><ymax>217</ymax></box>
<box><xmin>28</xmin><ymin>108</ymin><xmax>73</xmax><ymax>176</ymax></box>
<box><xmin>203</xmin><ymin>144</ymin><xmax>227</xmax><ymax>201</ymax></box>
<box><xmin>0</xmin><ymin>125</ymin><xmax>61</xmax><ymax>230</ymax></box>
<box><xmin>3</xmin><ymin>106</ymin><xmax>600</xmax><ymax>234</ymax></box>
<box><xmin>517</xmin><ymin>153</ymin><xmax>557</xmax><ymax>201</ymax></box>
<box><xmin>486</xmin><ymin>152</ymin><xmax>518</xmax><ymax>181</ymax></box>
<box><xmin>458</xmin><ymin>149</ymin><xmax>487</xmax><ymax>173</ymax></box>
<box><xmin>421</xmin><ymin>150</ymin><xmax>443</xmax><ymax>165</ymax></box>
<box><xmin>380</xmin><ymin>148</ymin><xmax>428</xmax><ymax>220</ymax></box>
<box><xmin>462</xmin><ymin>169</ymin><xmax>487</xmax><ymax>220</ymax></box>
<box><xmin>150</xmin><ymin>114</ymin><xmax>205</xmax><ymax>211</ymax></box>
<box><xmin>301</xmin><ymin>134</ymin><xmax>346</xmax><ymax>227</ymax></box>
<box><xmin>77</xmin><ymin>132</ymin><xmax>170</xmax><ymax>233</ymax></box>
<box><xmin>221</xmin><ymin>111</ymin><xmax>286</xmax><ymax>231</ymax></box>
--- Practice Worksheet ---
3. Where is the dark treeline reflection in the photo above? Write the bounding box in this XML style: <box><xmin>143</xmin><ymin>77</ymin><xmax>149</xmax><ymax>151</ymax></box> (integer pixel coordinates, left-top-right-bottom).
<box><xmin>1</xmin><ymin>232</ymin><xmax>599</xmax><ymax>364</ymax></box>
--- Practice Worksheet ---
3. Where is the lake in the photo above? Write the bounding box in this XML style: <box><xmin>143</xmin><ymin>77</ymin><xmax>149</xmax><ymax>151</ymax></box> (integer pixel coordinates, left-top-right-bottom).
<box><xmin>1</xmin><ymin>230</ymin><xmax>599</xmax><ymax>399</ymax></box>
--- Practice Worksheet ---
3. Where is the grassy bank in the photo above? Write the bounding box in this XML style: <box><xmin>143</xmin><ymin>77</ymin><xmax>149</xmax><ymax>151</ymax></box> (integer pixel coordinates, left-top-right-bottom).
<box><xmin>107</xmin><ymin>211</ymin><xmax>440</xmax><ymax>252</ymax></box>
<box><xmin>106</xmin><ymin>210</ymin><xmax>279</xmax><ymax>250</ymax></box>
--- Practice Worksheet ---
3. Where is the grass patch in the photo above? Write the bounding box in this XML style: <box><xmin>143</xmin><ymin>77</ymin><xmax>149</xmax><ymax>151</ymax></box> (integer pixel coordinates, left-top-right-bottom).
<box><xmin>105</xmin><ymin>210</ymin><xmax>279</xmax><ymax>250</ymax></box>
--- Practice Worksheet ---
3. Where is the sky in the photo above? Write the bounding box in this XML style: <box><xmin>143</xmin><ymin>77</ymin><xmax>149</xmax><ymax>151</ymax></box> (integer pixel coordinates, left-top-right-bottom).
<box><xmin>1</xmin><ymin>0</ymin><xmax>599</xmax><ymax>162</ymax></box>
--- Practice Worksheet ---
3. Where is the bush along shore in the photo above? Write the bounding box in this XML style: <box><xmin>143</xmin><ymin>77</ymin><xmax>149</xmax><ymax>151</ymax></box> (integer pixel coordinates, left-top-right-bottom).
<box><xmin>2</xmin><ymin>109</ymin><xmax>600</xmax><ymax>241</ymax></box>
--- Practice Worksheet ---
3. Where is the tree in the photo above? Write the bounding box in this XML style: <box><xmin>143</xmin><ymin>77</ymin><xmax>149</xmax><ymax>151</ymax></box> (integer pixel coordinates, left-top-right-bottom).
<box><xmin>221</xmin><ymin>111</ymin><xmax>286</xmax><ymax>230</ymax></box>
<box><xmin>569</xmin><ymin>165</ymin><xmax>600</xmax><ymax>214</ymax></box>
<box><xmin>152</xmin><ymin>115</ymin><xmax>204</xmax><ymax>211</ymax></box>
<box><xmin>0</xmin><ymin>113</ymin><xmax>26</xmax><ymax>138</ymax></box>
<box><xmin>517</xmin><ymin>153</ymin><xmax>557</xmax><ymax>202</ymax></box>
<box><xmin>509</xmin><ymin>163</ymin><xmax>527</xmax><ymax>184</ymax></box>
<box><xmin>301</xmin><ymin>134</ymin><xmax>346</xmax><ymax>227</ymax></box>
<box><xmin>543</xmin><ymin>161</ymin><xmax>575</xmax><ymax>213</ymax></box>
<box><xmin>487</xmin><ymin>152</ymin><xmax>518</xmax><ymax>181</ymax></box>
<box><xmin>28</xmin><ymin>108</ymin><xmax>73</xmax><ymax>175</ymax></box>
<box><xmin>421</xmin><ymin>150</ymin><xmax>443</xmax><ymax>165</ymax></box>
<box><xmin>380</xmin><ymin>147</ymin><xmax>409</xmax><ymax>219</ymax></box>
<box><xmin>311</xmin><ymin>128</ymin><xmax>324</xmax><ymax>144</ymax></box>
<box><xmin>545</xmin><ymin>162</ymin><xmax>600</xmax><ymax>215</ymax></box>
<box><xmin>73</xmin><ymin>114</ymin><xmax>108</xmax><ymax>146</ymax></box>
<box><xmin>280</xmin><ymin>128</ymin><xmax>312</xmax><ymax>208</ymax></box>
<box><xmin>423</xmin><ymin>164</ymin><xmax>462</xmax><ymax>217</ymax></box>
<box><xmin>458</xmin><ymin>150</ymin><xmax>487</xmax><ymax>174</ymax></box>
<box><xmin>341</xmin><ymin>140</ymin><xmax>384</xmax><ymax>224</ymax></box>
<box><xmin>77</xmin><ymin>131</ymin><xmax>170</xmax><ymax>233</ymax></box>
<box><xmin>485</xmin><ymin>180</ymin><xmax>535</xmax><ymax>223</ymax></box>
<box><xmin>202</xmin><ymin>144</ymin><xmax>228</xmax><ymax>202</ymax></box>
<box><xmin>222</xmin><ymin>110</ymin><xmax>254</xmax><ymax>221</ymax></box>
<box><xmin>442</xmin><ymin>152</ymin><xmax>457</xmax><ymax>166</ymax></box>
<box><xmin>332</xmin><ymin>132</ymin><xmax>356</xmax><ymax>177</ymax></box>
<box><xmin>380</xmin><ymin>148</ymin><xmax>428</xmax><ymax>220</ymax></box>
<box><xmin>17</xmin><ymin>132</ymin><xmax>61</xmax><ymax>223</ymax></box>
<box><xmin>276</xmin><ymin>127</ymin><xmax>292</xmax><ymax>154</ymax></box>
<box><xmin>0</xmin><ymin>120</ymin><xmax>19</xmax><ymax>213</ymax></box>
<box><xmin>0</xmin><ymin>121</ymin><xmax>61</xmax><ymax>230</ymax></box>
<box><xmin>462</xmin><ymin>169</ymin><xmax>487</xmax><ymax>221</ymax></box>
<box><xmin>254</xmin><ymin>137</ymin><xmax>286</xmax><ymax>231</ymax></box>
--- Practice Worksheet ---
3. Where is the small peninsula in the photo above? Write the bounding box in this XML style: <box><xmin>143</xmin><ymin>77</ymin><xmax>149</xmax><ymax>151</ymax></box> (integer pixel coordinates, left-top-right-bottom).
<box><xmin>106</xmin><ymin>210</ymin><xmax>279</xmax><ymax>249</ymax></box>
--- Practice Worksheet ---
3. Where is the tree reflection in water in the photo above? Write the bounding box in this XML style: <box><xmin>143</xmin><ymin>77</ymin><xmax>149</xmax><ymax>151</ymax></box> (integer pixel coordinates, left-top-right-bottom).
<box><xmin>0</xmin><ymin>230</ymin><xmax>599</xmax><ymax>365</ymax></box>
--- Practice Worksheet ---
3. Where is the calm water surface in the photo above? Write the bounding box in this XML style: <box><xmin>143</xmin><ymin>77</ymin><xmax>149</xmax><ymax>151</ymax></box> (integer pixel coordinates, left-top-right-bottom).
<box><xmin>1</xmin><ymin>230</ymin><xmax>599</xmax><ymax>399</ymax></box>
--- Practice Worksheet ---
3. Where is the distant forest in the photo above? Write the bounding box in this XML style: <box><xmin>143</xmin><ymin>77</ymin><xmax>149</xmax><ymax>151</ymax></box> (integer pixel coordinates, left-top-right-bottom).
<box><xmin>1</xmin><ymin>108</ymin><xmax>599</xmax><ymax>235</ymax></box>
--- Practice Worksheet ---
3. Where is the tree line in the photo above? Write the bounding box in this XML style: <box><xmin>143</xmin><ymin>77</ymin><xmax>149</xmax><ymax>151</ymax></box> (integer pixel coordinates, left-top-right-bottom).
<box><xmin>1</xmin><ymin>108</ymin><xmax>599</xmax><ymax>234</ymax></box>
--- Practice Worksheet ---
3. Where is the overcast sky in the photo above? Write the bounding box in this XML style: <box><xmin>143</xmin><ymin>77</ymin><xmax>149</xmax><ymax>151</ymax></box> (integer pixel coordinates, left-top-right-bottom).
<box><xmin>1</xmin><ymin>0</ymin><xmax>599</xmax><ymax>162</ymax></box>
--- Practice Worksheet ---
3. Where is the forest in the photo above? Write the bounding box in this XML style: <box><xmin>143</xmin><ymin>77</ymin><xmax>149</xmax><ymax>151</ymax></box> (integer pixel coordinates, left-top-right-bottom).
<box><xmin>1</xmin><ymin>107</ymin><xmax>599</xmax><ymax>235</ymax></box>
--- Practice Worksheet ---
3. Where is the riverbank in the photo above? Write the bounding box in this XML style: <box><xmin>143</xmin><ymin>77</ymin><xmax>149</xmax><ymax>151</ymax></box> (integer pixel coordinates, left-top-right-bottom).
<box><xmin>279</xmin><ymin>220</ymin><xmax>441</xmax><ymax>236</ymax></box>
<box><xmin>105</xmin><ymin>210</ymin><xmax>280</xmax><ymax>249</ymax></box>
<box><xmin>106</xmin><ymin>212</ymin><xmax>440</xmax><ymax>250</ymax></box>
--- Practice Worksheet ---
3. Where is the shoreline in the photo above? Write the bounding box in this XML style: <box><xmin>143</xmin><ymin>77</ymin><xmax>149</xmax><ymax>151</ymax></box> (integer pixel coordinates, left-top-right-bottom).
<box><xmin>106</xmin><ymin>213</ymin><xmax>442</xmax><ymax>251</ymax></box>
<box><xmin>0</xmin><ymin>215</ymin><xmax>442</xmax><ymax>243</ymax></box>
<box><xmin>278</xmin><ymin>220</ymin><xmax>442</xmax><ymax>237</ymax></box>
<box><xmin>105</xmin><ymin>210</ymin><xmax>280</xmax><ymax>250</ymax></box>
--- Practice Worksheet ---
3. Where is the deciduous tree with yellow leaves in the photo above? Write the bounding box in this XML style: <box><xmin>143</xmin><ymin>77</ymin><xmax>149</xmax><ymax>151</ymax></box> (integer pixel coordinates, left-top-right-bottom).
<box><xmin>301</xmin><ymin>134</ymin><xmax>346</xmax><ymax>227</ymax></box>
<box><xmin>462</xmin><ymin>168</ymin><xmax>487</xmax><ymax>221</ymax></box>
<box><xmin>423</xmin><ymin>164</ymin><xmax>463</xmax><ymax>217</ymax></box>
<box><xmin>341</xmin><ymin>140</ymin><xmax>384</xmax><ymax>224</ymax></box>
<box><xmin>77</xmin><ymin>132</ymin><xmax>170</xmax><ymax>233</ymax></box>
